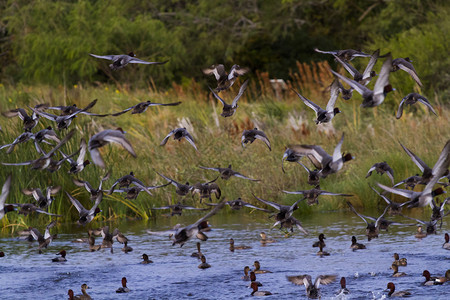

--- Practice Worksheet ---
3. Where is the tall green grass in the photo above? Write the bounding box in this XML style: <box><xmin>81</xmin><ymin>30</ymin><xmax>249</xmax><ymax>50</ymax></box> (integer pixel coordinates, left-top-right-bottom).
<box><xmin>0</xmin><ymin>62</ymin><xmax>449</xmax><ymax>233</ymax></box>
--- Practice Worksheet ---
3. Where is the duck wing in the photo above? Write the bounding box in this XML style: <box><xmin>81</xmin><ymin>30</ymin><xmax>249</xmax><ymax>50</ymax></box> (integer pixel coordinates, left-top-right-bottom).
<box><xmin>199</xmin><ymin>166</ymin><xmax>221</xmax><ymax>172</ymax></box>
<box><xmin>28</xmin><ymin>107</ymin><xmax>58</xmax><ymax>121</ymax></box>
<box><xmin>89</xmin><ymin>54</ymin><xmax>117</xmax><ymax>61</ymax></box>
<box><xmin>372</xmin><ymin>54</ymin><xmax>392</xmax><ymax>97</ymax></box>
<box><xmin>326</xmin><ymin>79</ymin><xmax>340</xmax><ymax>112</ymax></box>
<box><xmin>64</xmin><ymin>99</ymin><xmax>97</xmax><ymax>120</ymax></box>
<box><xmin>287</xmin><ymin>274</ymin><xmax>312</xmax><ymax>288</ymax></box>
<box><xmin>254</xmin><ymin>130</ymin><xmax>271</xmax><ymax>151</ymax></box>
<box><xmin>332</xmin><ymin>133</ymin><xmax>345</xmax><ymax>164</ymax></box>
<box><xmin>98</xmin><ymin>172</ymin><xmax>110</xmax><ymax>191</ymax></box>
<box><xmin>183</xmin><ymin>132</ymin><xmax>198</xmax><ymax>151</ymax></box>
<box><xmin>241</xmin><ymin>202</ymin><xmax>272</xmax><ymax>212</ymax></box>
<box><xmin>76</xmin><ymin>139</ymin><xmax>87</xmax><ymax>165</ymax></box>
<box><xmin>282</xmin><ymin>190</ymin><xmax>307</xmax><ymax>195</ymax></box>
<box><xmin>376</xmin><ymin>182</ymin><xmax>415</xmax><ymax>199</ymax></box>
<box><xmin>319</xmin><ymin>190</ymin><xmax>353</xmax><ymax>197</ymax></box>
<box><xmin>288</xmin><ymin>145</ymin><xmax>327</xmax><ymax>169</ymax></box>
<box><xmin>231</xmin><ymin>79</ymin><xmax>249</xmax><ymax>108</ymax></box>
<box><xmin>178</xmin><ymin>205</ymin><xmax>209</xmax><ymax>211</ymax></box>
<box><xmin>399</xmin><ymin>143</ymin><xmax>429</xmax><ymax>173</ymax></box>
<box><xmin>203</xmin><ymin>64</ymin><xmax>226</xmax><ymax>81</ymax></box>
<box><xmin>228</xmin><ymin>65</ymin><xmax>249</xmax><ymax>80</ymax></box>
<box><xmin>156</xmin><ymin>172</ymin><xmax>183</xmax><ymax>188</ymax></box>
<box><xmin>44</xmin><ymin>129</ymin><xmax>75</xmax><ymax>158</ymax></box>
<box><xmin>147</xmin><ymin>182</ymin><xmax>172</xmax><ymax>190</ymax></box>
<box><xmin>129</xmin><ymin>58</ymin><xmax>168</xmax><ymax>65</ymax></box>
<box><xmin>44</xmin><ymin>220</ymin><xmax>56</xmax><ymax>240</ymax></box>
<box><xmin>232</xmin><ymin>172</ymin><xmax>260</xmax><ymax>181</ymax></box>
<box><xmin>399</xmin><ymin>213</ymin><xmax>426</xmax><ymax>225</ymax></box>
<box><xmin>208</xmin><ymin>86</ymin><xmax>228</xmax><ymax>107</ymax></box>
<box><xmin>290</xmin><ymin>216</ymin><xmax>309</xmax><ymax>235</ymax></box>
<box><xmin>347</xmin><ymin>201</ymin><xmax>368</xmax><ymax>226</ymax></box>
<box><xmin>252</xmin><ymin>194</ymin><xmax>282</xmax><ymax>210</ymax></box>
<box><xmin>130</xmin><ymin>179</ymin><xmax>153</xmax><ymax>196</ymax></box>
<box><xmin>2</xmin><ymin>161</ymin><xmax>33</xmax><ymax>166</ymax></box>
<box><xmin>416</xmin><ymin>95</ymin><xmax>437</xmax><ymax>116</ymax></box>
<box><xmin>88</xmin><ymin>193</ymin><xmax>103</xmax><ymax>215</ymax></box>
<box><xmin>160</xmin><ymin>130</ymin><xmax>174</xmax><ymax>146</ymax></box>
<box><xmin>66</xmin><ymin>191</ymin><xmax>87</xmax><ymax>214</ymax></box>
<box><xmin>330</xmin><ymin>69</ymin><xmax>369</xmax><ymax>96</ymax></box>
<box><xmin>46</xmin><ymin>186</ymin><xmax>61</xmax><ymax>198</ymax></box>
<box><xmin>192</xmin><ymin>198</ymin><xmax>226</xmax><ymax>228</ymax></box>
<box><xmin>366</xmin><ymin>165</ymin><xmax>377</xmax><ymax>178</ymax></box>
<box><xmin>89</xmin><ymin>148</ymin><xmax>104</xmax><ymax>169</ymax></box>
<box><xmin>111</xmin><ymin>106</ymin><xmax>134</xmax><ymax>116</ymax></box>
<box><xmin>30</xmin><ymin>227</ymin><xmax>44</xmax><ymax>242</ymax></box>
<box><xmin>375</xmin><ymin>205</ymin><xmax>391</xmax><ymax>228</ymax></box>
<box><xmin>102</xmin><ymin>131</ymin><xmax>136</xmax><ymax>157</ymax></box>
<box><xmin>297</xmin><ymin>162</ymin><xmax>312</xmax><ymax>173</ymax></box>
<box><xmin>73</xmin><ymin>179</ymin><xmax>94</xmax><ymax>193</ymax></box>
<box><xmin>314</xmin><ymin>48</ymin><xmax>338</xmax><ymax>55</ymax></box>
<box><xmin>419</xmin><ymin>140</ymin><xmax>450</xmax><ymax>206</ymax></box>
<box><xmin>292</xmin><ymin>88</ymin><xmax>321</xmax><ymax>114</ymax></box>
<box><xmin>147</xmin><ymin>101</ymin><xmax>181</xmax><ymax>107</ymax></box>
<box><xmin>0</xmin><ymin>174</ymin><xmax>12</xmax><ymax>208</ymax></box>
<box><xmin>22</xmin><ymin>188</ymin><xmax>43</xmax><ymax>202</ymax></box>
<box><xmin>315</xmin><ymin>275</ymin><xmax>337</xmax><ymax>288</ymax></box>
<box><xmin>2</xmin><ymin>108</ymin><xmax>22</xmax><ymax>118</ymax></box>
<box><xmin>35</xmin><ymin>209</ymin><xmax>62</xmax><ymax>217</ymax></box>
<box><xmin>361</xmin><ymin>49</ymin><xmax>380</xmax><ymax>81</ymax></box>
<box><xmin>396</xmin><ymin>60</ymin><xmax>422</xmax><ymax>86</ymax></box>
<box><xmin>334</xmin><ymin>54</ymin><xmax>359</xmax><ymax>78</ymax></box>
<box><xmin>369</xmin><ymin>185</ymin><xmax>393</xmax><ymax>205</ymax></box>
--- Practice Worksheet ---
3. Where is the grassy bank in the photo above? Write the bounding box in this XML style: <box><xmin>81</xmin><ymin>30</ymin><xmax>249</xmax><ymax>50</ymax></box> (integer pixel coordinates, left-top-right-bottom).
<box><xmin>0</xmin><ymin>62</ymin><xmax>449</xmax><ymax>233</ymax></box>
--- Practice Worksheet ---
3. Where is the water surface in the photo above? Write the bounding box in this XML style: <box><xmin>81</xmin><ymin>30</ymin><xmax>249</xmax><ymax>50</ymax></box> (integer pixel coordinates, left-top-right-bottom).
<box><xmin>0</xmin><ymin>210</ymin><xmax>449</xmax><ymax>299</ymax></box>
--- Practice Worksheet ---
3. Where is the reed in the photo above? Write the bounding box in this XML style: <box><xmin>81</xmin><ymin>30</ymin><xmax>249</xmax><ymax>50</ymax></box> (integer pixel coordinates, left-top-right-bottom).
<box><xmin>0</xmin><ymin>65</ymin><xmax>448</xmax><ymax>232</ymax></box>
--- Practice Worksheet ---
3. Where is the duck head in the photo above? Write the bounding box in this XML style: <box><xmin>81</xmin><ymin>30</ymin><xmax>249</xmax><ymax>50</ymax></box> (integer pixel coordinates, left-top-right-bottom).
<box><xmin>343</xmin><ymin>153</ymin><xmax>354</xmax><ymax>162</ymax></box>
<box><xmin>340</xmin><ymin>277</ymin><xmax>346</xmax><ymax>288</ymax></box>
<box><xmin>121</xmin><ymin>277</ymin><xmax>127</xmax><ymax>287</ymax></box>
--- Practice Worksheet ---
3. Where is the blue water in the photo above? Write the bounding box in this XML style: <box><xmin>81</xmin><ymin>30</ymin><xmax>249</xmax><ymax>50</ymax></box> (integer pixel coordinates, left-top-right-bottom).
<box><xmin>0</xmin><ymin>210</ymin><xmax>449</xmax><ymax>299</ymax></box>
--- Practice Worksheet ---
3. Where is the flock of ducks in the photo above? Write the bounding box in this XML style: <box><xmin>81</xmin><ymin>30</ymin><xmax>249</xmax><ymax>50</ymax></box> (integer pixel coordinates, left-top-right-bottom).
<box><xmin>0</xmin><ymin>47</ymin><xmax>450</xmax><ymax>299</ymax></box>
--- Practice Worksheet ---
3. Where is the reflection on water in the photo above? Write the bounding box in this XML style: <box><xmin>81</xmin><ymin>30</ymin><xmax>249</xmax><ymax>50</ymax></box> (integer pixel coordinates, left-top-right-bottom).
<box><xmin>0</xmin><ymin>210</ymin><xmax>449</xmax><ymax>299</ymax></box>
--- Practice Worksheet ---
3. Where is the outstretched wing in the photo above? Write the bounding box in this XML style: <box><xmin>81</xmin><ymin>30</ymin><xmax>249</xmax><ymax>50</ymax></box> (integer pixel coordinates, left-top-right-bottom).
<box><xmin>103</xmin><ymin>132</ymin><xmax>136</xmax><ymax>157</ymax></box>
<box><xmin>0</xmin><ymin>174</ymin><xmax>12</xmax><ymax>207</ymax></box>
<box><xmin>347</xmin><ymin>201</ymin><xmax>368</xmax><ymax>226</ymax></box>
<box><xmin>111</xmin><ymin>106</ymin><xmax>135</xmax><ymax>117</ymax></box>
<box><xmin>66</xmin><ymin>191</ymin><xmax>86</xmax><ymax>213</ymax></box>
<box><xmin>89</xmin><ymin>54</ymin><xmax>117</xmax><ymax>61</ymax></box>
<box><xmin>192</xmin><ymin>198</ymin><xmax>227</xmax><ymax>227</ymax></box>
<box><xmin>160</xmin><ymin>130</ymin><xmax>174</xmax><ymax>146</ymax></box>
<box><xmin>399</xmin><ymin>143</ymin><xmax>428</xmax><ymax>173</ymax></box>
<box><xmin>129</xmin><ymin>58</ymin><xmax>168</xmax><ymax>65</ymax></box>
<box><xmin>231</xmin><ymin>79</ymin><xmax>249</xmax><ymax>108</ymax></box>
<box><xmin>292</xmin><ymin>88</ymin><xmax>321</xmax><ymax>113</ymax></box>
<box><xmin>202</xmin><ymin>64</ymin><xmax>225</xmax><ymax>81</ymax></box>
<box><xmin>417</xmin><ymin>96</ymin><xmax>437</xmax><ymax>116</ymax></box>
<box><xmin>252</xmin><ymin>194</ymin><xmax>281</xmax><ymax>210</ymax></box>
<box><xmin>183</xmin><ymin>133</ymin><xmax>198</xmax><ymax>151</ymax></box>
<box><xmin>330</xmin><ymin>70</ymin><xmax>370</xmax><ymax>97</ymax></box>
<box><xmin>287</xmin><ymin>274</ymin><xmax>312</xmax><ymax>288</ymax></box>
<box><xmin>396</xmin><ymin>61</ymin><xmax>422</xmax><ymax>86</ymax></box>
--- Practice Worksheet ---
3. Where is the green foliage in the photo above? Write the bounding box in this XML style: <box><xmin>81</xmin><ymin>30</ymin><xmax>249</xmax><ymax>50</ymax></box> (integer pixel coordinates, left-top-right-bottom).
<box><xmin>0</xmin><ymin>0</ymin><xmax>449</xmax><ymax>100</ymax></box>
<box><xmin>366</xmin><ymin>6</ymin><xmax>450</xmax><ymax>98</ymax></box>
<box><xmin>3</xmin><ymin>0</ymin><xmax>184</xmax><ymax>86</ymax></box>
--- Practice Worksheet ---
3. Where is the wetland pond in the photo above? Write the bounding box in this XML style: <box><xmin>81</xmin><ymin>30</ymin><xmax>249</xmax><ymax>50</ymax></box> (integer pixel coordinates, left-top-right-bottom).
<box><xmin>0</xmin><ymin>209</ymin><xmax>449</xmax><ymax>299</ymax></box>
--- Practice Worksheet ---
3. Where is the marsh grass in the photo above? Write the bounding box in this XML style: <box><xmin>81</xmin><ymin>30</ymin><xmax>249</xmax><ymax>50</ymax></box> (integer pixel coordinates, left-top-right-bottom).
<box><xmin>0</xmin><ymin>62</ymin><xmax>449</xmax><ymax>233</ymax></box>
